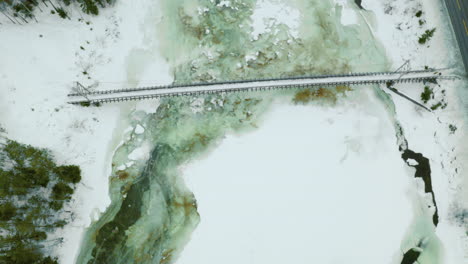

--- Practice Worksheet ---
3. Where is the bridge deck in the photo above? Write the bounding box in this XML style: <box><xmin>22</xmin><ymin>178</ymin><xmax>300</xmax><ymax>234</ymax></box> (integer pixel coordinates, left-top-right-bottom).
<box><xmin>68</xmin><ymin>70</ymin><xmax>450</xmax><ymax>104</ymax></box>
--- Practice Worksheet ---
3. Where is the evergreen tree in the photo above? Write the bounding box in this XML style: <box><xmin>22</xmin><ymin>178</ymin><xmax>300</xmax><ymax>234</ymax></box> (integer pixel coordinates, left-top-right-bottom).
<box><xmin>78</xmin><ymin>0</ymin><xmax>99</xmax><ymax>15</ymax></box>
<box><xmin>56</xmin><ymin>7</ymin><xmax>68</xmax><ymax>19</ymax></box>
<box><xmin>0</xmin><ymin>140</ymin><xmax>82</xmax><ymax>263</ymax></box>
<box><xmin>0</xmin><ymin>202</ymin><xmax>16</xmax><ymax>221</ymax></box>
<box><xmin>55</xmin><ymin>165</ymin><xmax>81</xmax><ymax>184</ymax></box>
<box><xmin>52</xmin><ymin>182</ymin><xmax>74</xmax><ymax>200</ymax></box>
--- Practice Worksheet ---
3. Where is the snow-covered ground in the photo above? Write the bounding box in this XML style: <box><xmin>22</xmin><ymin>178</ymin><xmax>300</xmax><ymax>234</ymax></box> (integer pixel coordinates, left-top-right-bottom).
<box><xmin>0</xmin><ymin>0</ymin><xmax>170</xmax><ymax>263</ymax></box>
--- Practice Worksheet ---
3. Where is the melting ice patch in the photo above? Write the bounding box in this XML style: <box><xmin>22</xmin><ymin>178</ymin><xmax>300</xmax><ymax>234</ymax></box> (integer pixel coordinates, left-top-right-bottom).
<box><xmin>251</xmin><ymin>0</ymin><xmax>300</xmax><ymax>40</ymax></box>
<box><xmin>334</xmin><ymin>0</ymin><xmax>359</xmax><ymax>26</ymax></box>
<box><xmin>134</xmin><ymin>124</ymin><xmax>145</xmax><ymax>134</ymax></box>
<box><xmin>127</xmin><ymin>142</ymin><xmax>152</xmax><ymax>160</ymax></box>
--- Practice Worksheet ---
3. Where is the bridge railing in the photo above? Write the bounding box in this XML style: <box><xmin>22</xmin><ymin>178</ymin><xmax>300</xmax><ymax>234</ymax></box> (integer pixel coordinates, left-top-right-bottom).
<box><xmin>67</xmin><ymin>72</ymin><xmax>455</xmax><ymax>105</ymax></box>
<box><xmin>67</xmin><ymin>69</ymin><xmax>442</xmax><ymax>97</ymax></box>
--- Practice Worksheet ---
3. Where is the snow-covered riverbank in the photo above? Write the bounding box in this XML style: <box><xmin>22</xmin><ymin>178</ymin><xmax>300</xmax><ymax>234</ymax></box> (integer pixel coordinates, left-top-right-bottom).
<box><xmin>362</xmin><ymin>0</ymin><xmax>468</xmax><ymax>262</ymax></box>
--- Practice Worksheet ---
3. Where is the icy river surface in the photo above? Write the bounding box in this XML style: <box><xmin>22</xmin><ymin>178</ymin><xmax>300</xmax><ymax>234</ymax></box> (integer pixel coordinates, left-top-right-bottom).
<box><xmin>77</xmin><ymin>0</ymin><xmax>443</xmax><ymax>263</ymax></box>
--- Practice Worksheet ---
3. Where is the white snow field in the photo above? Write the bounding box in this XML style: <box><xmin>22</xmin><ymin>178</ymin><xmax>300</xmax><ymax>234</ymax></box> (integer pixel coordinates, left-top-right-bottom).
<box><xmin>178</xmin><ymin>88</ymin><xmax>415</xmax><ymax>264</ymax></box>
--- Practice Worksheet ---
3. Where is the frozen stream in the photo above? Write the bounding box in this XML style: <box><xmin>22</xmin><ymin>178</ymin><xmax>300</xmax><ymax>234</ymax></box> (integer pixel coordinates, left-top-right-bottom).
<box><xmin>178</xmin><ymin>88</ymin><xmax>414</xmax><ymax>264</ymax></box>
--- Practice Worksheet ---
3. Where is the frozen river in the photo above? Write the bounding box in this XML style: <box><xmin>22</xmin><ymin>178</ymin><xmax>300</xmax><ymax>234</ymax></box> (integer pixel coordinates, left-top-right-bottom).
<box><xmin>178</xmin><ymin>90</ymin><xmax>416</xmax><ymax>264</ymax></box>
<box><xmin>75</xmin><ymin>0</ymin><xmax>456</xmax><ymax>263</ymax></box>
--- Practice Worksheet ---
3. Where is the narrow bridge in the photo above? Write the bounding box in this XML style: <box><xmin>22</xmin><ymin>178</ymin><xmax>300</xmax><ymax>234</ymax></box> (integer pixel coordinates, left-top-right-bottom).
<box><xmin>68</xmin><ymin>69</ymin><xmax>453</xmax><ymax>105</ymax></box>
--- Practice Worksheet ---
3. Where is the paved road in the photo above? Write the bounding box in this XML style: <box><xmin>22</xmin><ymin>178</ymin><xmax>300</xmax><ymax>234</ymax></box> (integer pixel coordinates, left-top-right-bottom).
<box><xmin>445</xmin><ymin>0</ymin><xmax>468</xmax><ymax>74</ymax></box>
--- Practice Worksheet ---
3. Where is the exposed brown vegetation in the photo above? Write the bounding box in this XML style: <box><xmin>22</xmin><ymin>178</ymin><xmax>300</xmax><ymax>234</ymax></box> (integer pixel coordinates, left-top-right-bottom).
<box><xmin>159</xmin><ymin>249</ymin><xmax>175</xmax><ymax>264</ymax></box>
<box><xmin>116</xmin><ymin>170</ymin><xmax>129</xmax><ymax>180</ymax></box>
<box><xmin>182</xmin><ymin>133</ymin><xmax>210</xmax><ymax>153</ymax></box>
<box><xmin>172</xmin><ymin>196</ymin><xmax>197</xmax><ymax>217</ymax></box>
<box><xmin>293</xmin><ymin>85</ymin><xmax>351</xmax><ymax>104</ymax></box>
<box><xmin>293</xmin><ymin>88</ymin><xmax>335</xmax><ymax>103</ymax></box>
<box><xmin>335</xmin><ymin>85</ymin><xmax>352</xmax><ymax>93</ymax></box>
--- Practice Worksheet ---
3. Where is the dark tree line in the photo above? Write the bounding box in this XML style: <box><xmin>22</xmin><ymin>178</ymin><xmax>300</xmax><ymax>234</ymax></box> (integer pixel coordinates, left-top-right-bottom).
<box><xmin>0</xmin><ymin>140</ymin><xmax>82</xmax><ymax>264</ymax></box>
<box><xmin>0</xmin><ymin>0</ymin><xmax>113</xmax><ymax>22</ymax></box>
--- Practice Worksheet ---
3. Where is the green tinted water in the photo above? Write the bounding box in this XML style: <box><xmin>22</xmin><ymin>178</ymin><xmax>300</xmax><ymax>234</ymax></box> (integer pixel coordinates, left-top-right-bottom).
<box><xmin>77</xmin><ymin>1</ymin><xmax>442</xmax><ymax>263</ymax></box>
